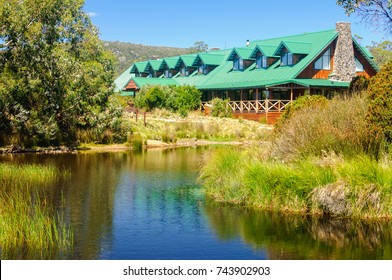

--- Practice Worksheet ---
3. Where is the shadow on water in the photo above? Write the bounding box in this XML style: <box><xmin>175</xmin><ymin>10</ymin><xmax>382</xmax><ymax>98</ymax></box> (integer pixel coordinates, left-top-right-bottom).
<box><xmin>204</xmin><ymin>200</ymin><xmax>392</xmax><ymax>259</ymax></box>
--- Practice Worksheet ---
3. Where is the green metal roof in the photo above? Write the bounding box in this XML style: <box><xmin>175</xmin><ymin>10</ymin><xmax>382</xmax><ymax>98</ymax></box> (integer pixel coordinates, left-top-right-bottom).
<box><xmin>194</xmin><ymin>52</ymin><xmax>226</xmax><ymax>66</ymax></box>
<box><xmin>162</xmin><ymin>56</ymin><xmax>180</xmax><ymax>69</ymax></box>
<box><xmin>227</xmin><ymin>47</ymin><xmax>255</xmax><ymax>61</ymax></box>
<box><xmin>114</xmin><ymin>65</ymin><xmax>134</xmax><ymax>92</ymax></box>
<box><xmin>274</xmin><ymin>41</ymin><xmax>312</xmax><ymax>55</ymax></box>
<box><xmin>352</xmin><ymin>38</ymin><xmax>379</xmax><ymax>71</ymax></box>
<box><xmin>250</xmin><ymin>45</ymin><xmax>279</xmax><ymax>59</ymax></box>
<box><xmin>131</xmin><ymin>77</ymin><xmax>179</xmax><ymax>88</ymax></box>
<box><xmin>116</xmin><ymin>28</ymin><xmax>378</xmax><ymax>93</ymax></box>
<box><xmin>130</xmin><ymin>61</ymin><xmax>148</xmax><ymax>73</ymax></box>
<box><xmin>179</xmin><ymin>54</ymin><xmax>198</xmax><ymax>67</ymax></box>
<box><xmin>145</xmin><ymin>60</ymin><xmax>164</xmax><ymax>72</ymax></box>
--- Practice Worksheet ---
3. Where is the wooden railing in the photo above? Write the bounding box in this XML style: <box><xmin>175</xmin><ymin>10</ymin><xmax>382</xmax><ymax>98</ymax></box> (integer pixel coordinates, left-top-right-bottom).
<box><xmin>202</xmin><ymin>100</ymin><xmax>292</xmax><ymax>114</ymax></box>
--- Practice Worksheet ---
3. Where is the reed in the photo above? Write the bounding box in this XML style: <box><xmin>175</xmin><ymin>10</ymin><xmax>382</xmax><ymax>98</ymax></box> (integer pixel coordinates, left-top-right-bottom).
<box><xmin>0</xmin><ymin>163</ymin><xmax>73</xmax><ymax>259</ymax></box>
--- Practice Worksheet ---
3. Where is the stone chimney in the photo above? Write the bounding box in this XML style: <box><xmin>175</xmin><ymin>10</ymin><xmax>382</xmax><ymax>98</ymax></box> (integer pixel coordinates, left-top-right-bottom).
<box><xmin>329</xmin><ymin>22</ymin><xmax>356</xmax><ymax>82</ymax></box>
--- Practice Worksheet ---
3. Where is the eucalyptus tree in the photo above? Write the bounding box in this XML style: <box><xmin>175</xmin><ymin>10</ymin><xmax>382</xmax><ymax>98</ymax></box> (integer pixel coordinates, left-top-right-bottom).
<box><xmin>0</xmin><ymin>0</ymin><xmax>118</xmax><ymax>146</ymax></box>
<box><xmin>337</xmin><ymin>0</ymin><xmax>392</xmax><ymax>35</ymax></box>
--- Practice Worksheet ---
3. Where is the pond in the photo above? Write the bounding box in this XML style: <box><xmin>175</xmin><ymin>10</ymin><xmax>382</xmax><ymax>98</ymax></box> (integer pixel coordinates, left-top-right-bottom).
<box><xmin>2</xmin><ymin>147</ymin><xmax>392</xmax><ymax>260</ymax></box>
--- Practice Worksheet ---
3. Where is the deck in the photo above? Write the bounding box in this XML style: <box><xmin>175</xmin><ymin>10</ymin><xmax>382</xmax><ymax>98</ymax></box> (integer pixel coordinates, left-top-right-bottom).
<box><xmin>202</xmin><ymin>99</ymin><xmax>292</xmax><ymax>124</ymax></box>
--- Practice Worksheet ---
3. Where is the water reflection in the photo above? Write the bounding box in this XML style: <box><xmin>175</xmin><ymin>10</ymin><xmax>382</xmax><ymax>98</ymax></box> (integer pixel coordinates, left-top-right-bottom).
<box><xmin>204</xmin><ymin>200</ymin><xmax>392</xmax><ymax>259</ymax></box>
<box><xmin>2</xmin><ymin>148</ymin><xmax>392</xmax><ymax>260</ymax></box>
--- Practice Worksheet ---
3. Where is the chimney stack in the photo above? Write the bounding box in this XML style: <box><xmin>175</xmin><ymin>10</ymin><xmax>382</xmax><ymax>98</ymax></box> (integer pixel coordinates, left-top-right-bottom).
<box><xmin>330</xmin><ymin>22</ymin><xmax>356</xmax><ymax>82</ymax></box>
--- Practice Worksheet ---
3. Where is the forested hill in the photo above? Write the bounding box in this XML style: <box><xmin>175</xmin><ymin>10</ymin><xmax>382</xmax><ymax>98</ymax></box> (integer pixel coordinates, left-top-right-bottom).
<box><xmin>103</xmin><ymin>41</ymin><xmax>191</xmax><ymax>76</ymax></box>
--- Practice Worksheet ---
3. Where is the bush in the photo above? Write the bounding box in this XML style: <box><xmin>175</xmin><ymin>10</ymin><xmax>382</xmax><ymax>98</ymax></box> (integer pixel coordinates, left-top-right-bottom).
<box><xmin>270</xmin><ymin>94</ymin><xmax>372</xmax><ymax>161</ymax></box>
<box><xmin>134</xmin><ymin>85</ymin><xmax>202</xmax><ymax>117</ymax></box>
<box><xmin>210</xmin><ymin>98</ymin><xmax>232</xmax><ymax>118</ymax></box>
<box><xmin>134</xmin><ymin>85</ymin><xmax>171</xmax><ymax>111</ymax></box>
<box><xmin>275</xmin><ymin>95</ymin><xmax>328</xmax><ymax>131</ymax></box>
<box><xmin>166</xmin><ymin>85</ymin><xmax>202</xmax><ymax>116</ymax></box>
<box><xmin>366</xmin><ymin>60</ymin><xmax>392</xmax><ymax>150</ymax></box>
<box><xmin>349</xmin><ymin>75</ymin><xmax>369</xmax><ymax>94</ymax></box>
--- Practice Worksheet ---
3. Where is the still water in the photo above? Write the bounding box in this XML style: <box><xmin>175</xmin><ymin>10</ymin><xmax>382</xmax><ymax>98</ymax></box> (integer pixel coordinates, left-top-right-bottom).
<box><xmin>2</xmin><ymin>147</ymin><xmax>392</xmax><ymax>259</ymax></box>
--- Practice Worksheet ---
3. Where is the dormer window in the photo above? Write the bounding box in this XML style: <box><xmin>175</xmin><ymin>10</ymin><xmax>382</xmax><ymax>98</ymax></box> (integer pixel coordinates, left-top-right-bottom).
<box><xmin>164</xmin><ymin>69</ymin><xmax>172</xmax><ymax>78</ymax></box>
<box><xmin>198</xmin><ymin>64</ymin><xmax>207</xmax><ymax>75</ymax></box>
<box><xmin>281</xmin><ymin>52</ymin><xmax>293</xmax><ymax>66</ymax></box>
<box><xmin>233</xmin><ymin>56</ymin><xmax>244</xmax><ymax>71</ymax></box>
<box><xmin>256</xmin><ymin>55</ymin><xmax>268</xmax><ymax>69</ymax></box>
<box><xmin>181</xmin><ymin>66</ymin><xmax>189</xmax><ymax>76</ymax></box>
<box><xmin>315</xmin><ymin>48</ymin><xmax>330</xmax><ymax>70</ymax></box>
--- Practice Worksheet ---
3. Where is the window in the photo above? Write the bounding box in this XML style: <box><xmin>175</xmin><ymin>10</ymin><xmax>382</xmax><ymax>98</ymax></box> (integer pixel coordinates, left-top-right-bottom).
<box><xmin>256</xmin><ymin>55</ymin><xmax>268</xmax><ymax>69</ymax></box>
<box><xmin>181</xmin><ymin>67</ymin><xmax>188</xmax><ymax>76</ymax></box>
<box><xmin>233</xmin><ymin>56</ymin><xmax>244</xmax><ymax>71</ymax></box>
<box><xmin>355</xmin><ymin>58</ymin><xmax>364</xmax><ymax>72</ymax></box>
<box><xmin>281</xmin><ymin>52</ymin><xmax>293</xmax><ymax>66</ymax></box>
<box><xmin>198</xmin><ymin>64</ymin><xmax>207</xmax><ymax>75</ymax></box>
<box><xmin>165</xmin><ymin>69</ymin><xmax>172</xmax><ymax>78</ymax></box>
<box><xmin>315</xmin><ymin>48</ymin><xmax>331</xmax><ymax>70</ymax></box>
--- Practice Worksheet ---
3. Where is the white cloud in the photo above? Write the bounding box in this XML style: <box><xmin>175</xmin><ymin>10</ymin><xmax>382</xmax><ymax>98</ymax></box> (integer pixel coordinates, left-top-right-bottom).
<box><xmin>87</xmin><ymin>12</ymin><xmax>99</xmax><ymax>18</ymax></box>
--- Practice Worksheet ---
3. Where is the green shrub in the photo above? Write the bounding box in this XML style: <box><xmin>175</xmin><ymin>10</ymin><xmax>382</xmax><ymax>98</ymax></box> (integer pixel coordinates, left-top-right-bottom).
<box><xmin>128</xmin><ymin>132</ymin><xmax>144</xmax><ymax>152</ymax></box>
<box><xmin>210</xmin><ymin>98</ymin><xmax>232</xmax><ymax>118</ymax></box>
<box><xmin>349</xmin><ymin>75</ymin><xmax>369</xmax><ymax>94</ymax></box>
<box><xmin>134</xmin><ymin>85</ymin><xmax>171</xmax><ymax>111</ymax></box>
<box><xmin>134</xmin><ymin>85</ymin><xmax>202</xmax><ymax>117</ymax></box>
<box><xmin>366</xmin><ymin>60</ymin><xmax>392</xmax><ymax>151</ymax></box>
<box><xmin>166</xmin><ymin>85</ymin><xmax>202</xmax><ymax>116</ymax></box>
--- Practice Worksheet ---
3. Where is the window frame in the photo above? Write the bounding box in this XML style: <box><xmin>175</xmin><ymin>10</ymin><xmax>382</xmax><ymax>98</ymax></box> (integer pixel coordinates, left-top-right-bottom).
<box><xmin>314</xmin><ymin>48</ymin><xmax>331</xmax><ymax>70</ymax></box>
<box><xmin>233</xmin><ymin>55</ymin><xmax>244</xmax><ymax>71</ymax></box>
<box><xmin>256</xmin><ymin>54</ymin><xmax>268</xmax><ymax>69</ymax></box>
<box><xmin>281</xmin><ymin>52</ymin><xmax>293</xmax><ymax>66</ymax></box>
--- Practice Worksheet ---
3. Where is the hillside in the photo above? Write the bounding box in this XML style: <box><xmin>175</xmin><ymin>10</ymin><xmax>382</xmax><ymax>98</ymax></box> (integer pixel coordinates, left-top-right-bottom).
<box><xmin>103</xmin><ymin>41</ymin><xmax>191</xmax><ymax>76</ymax></box>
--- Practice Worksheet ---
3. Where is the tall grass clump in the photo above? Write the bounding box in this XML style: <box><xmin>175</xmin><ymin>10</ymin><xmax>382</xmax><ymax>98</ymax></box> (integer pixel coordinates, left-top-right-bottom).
<box><xmin>201</xmin><ymin>148</ymin><xmax>392</xmax><ymax>218</ymax></box>
<box><xmin>0</xmin><ymin>163</ymin><xmax>73</xmax><ymax>259</ymax></box>
<box><xmin>271</xmin><ymin>94</ymin><xmax>372</xmax><ymax>161</ymax></box>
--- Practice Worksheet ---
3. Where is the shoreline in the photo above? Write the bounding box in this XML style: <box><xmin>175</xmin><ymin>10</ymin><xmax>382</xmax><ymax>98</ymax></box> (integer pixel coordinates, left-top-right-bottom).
<box><xmin>0</xmin><ymin>139</ymin><xmax>252</xmax><ymax>154</ymax></box>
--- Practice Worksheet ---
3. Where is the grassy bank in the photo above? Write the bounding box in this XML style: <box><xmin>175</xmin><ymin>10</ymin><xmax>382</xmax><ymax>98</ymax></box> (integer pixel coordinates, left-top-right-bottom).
<box><xmin>122</xmin><ymin>109</ymin><xmax>272</xmax><ymax>148</ymax></box>
<box><xmin>0</xmin><ymin>163</ymin><xmax>72</xmax><ymax>259</ymax></box>
<box><xmin>200</xmin><ymin>93</ymin><xmax>392</xmax><ymax>220</ymax></box>
<box><xmin>200</xmin><ymin>148</ymin><xmax>392</xmax><ymax>219</ymax></box>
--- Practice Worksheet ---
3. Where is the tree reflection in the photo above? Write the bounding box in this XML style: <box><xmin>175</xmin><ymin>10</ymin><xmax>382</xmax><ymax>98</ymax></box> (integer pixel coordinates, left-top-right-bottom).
<box><xmin>204</xmin><ymin>199</ymin><xmax>392</xmax><ymax>259</ymax></box>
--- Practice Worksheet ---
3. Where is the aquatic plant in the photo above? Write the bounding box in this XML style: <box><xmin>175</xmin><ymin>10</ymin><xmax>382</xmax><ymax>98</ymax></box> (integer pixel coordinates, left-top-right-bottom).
<box><xmin>0</xmin><ymin>163</ymin><xmax>73</xmax><ymax>259</ymax></box>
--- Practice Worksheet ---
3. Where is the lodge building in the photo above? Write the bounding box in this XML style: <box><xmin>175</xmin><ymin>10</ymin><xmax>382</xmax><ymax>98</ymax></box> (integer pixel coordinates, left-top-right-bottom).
<box><xmin>114</xmin><ymin>22</ymin><xmax>378</xmax><ymax>122</ymax></box>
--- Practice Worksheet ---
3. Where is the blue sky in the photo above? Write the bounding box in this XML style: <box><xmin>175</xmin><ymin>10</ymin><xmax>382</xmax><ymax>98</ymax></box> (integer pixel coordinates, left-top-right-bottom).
<box><xmin>84</xmin><ymin>0</ymin><xmax>385</xmax><ymax>49</ymax></box>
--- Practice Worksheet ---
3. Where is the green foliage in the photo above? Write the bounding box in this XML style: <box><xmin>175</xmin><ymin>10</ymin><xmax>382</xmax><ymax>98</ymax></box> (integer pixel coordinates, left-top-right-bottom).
<box><xmin>134</xmin><ymin>85</ymin><xmax>202</xmax><ymax>116</ymax></box>
<box><xmin>0</xmin><ymin>0</ymin><xmax>121</xmax><ymax>147</ymax></box>
<box><xmin>134</xmin><ymin>85</ymin><xmax>171</xmax><ymax>110</ymax></box>
<box><xmin>166</xmin><ymin>85</ymin><xmax>202</xmax><ymax>117</ymax></box>
<box><xmin>349</xmin><ymin>75</ymin><xmax>370</xmax><ymax>93</ymax></box>
<box><xmin>128</xmin><ymin>132</ymin><xmax>144</xmax><ymax>152</ymax></box>
<box><xmin>368</xmin><ymin>40</ymin><xmax>392</xmax><ymax>68</ymax></box>
<box><xmin>210</xmin><ymin>98</ymin><xmax>232</xmax><ymax>118</ymax></box>
<box><xmin>188</xmin><ymin>41</ymin><xmax>209</xmax><ymax>53</ymax></box>
<box><xmin>201</xmin><ymin>148</ymin><xmax>392</xmax><ymax>218</ymax></box>
<box><xmin>0</xmin><ymin>163</ymin><xmax>72</xmax><ymax>259</ymax></box>
<box><xmin>366</xmin><ymin>60</ymin><xmax>392</xmax><ymax>148</ymax></box>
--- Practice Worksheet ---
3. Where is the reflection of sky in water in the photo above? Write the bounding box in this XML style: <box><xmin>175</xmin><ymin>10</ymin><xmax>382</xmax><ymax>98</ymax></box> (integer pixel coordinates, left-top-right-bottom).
<box><xmin>104</xmin><ymin>156</ymin><xmax>266</xmax><ymax>260</ymax></box>
<box><xmin>3</xmin><ymin>148</ymin><xmax>392</xmax><ymax>260</ymax></box>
